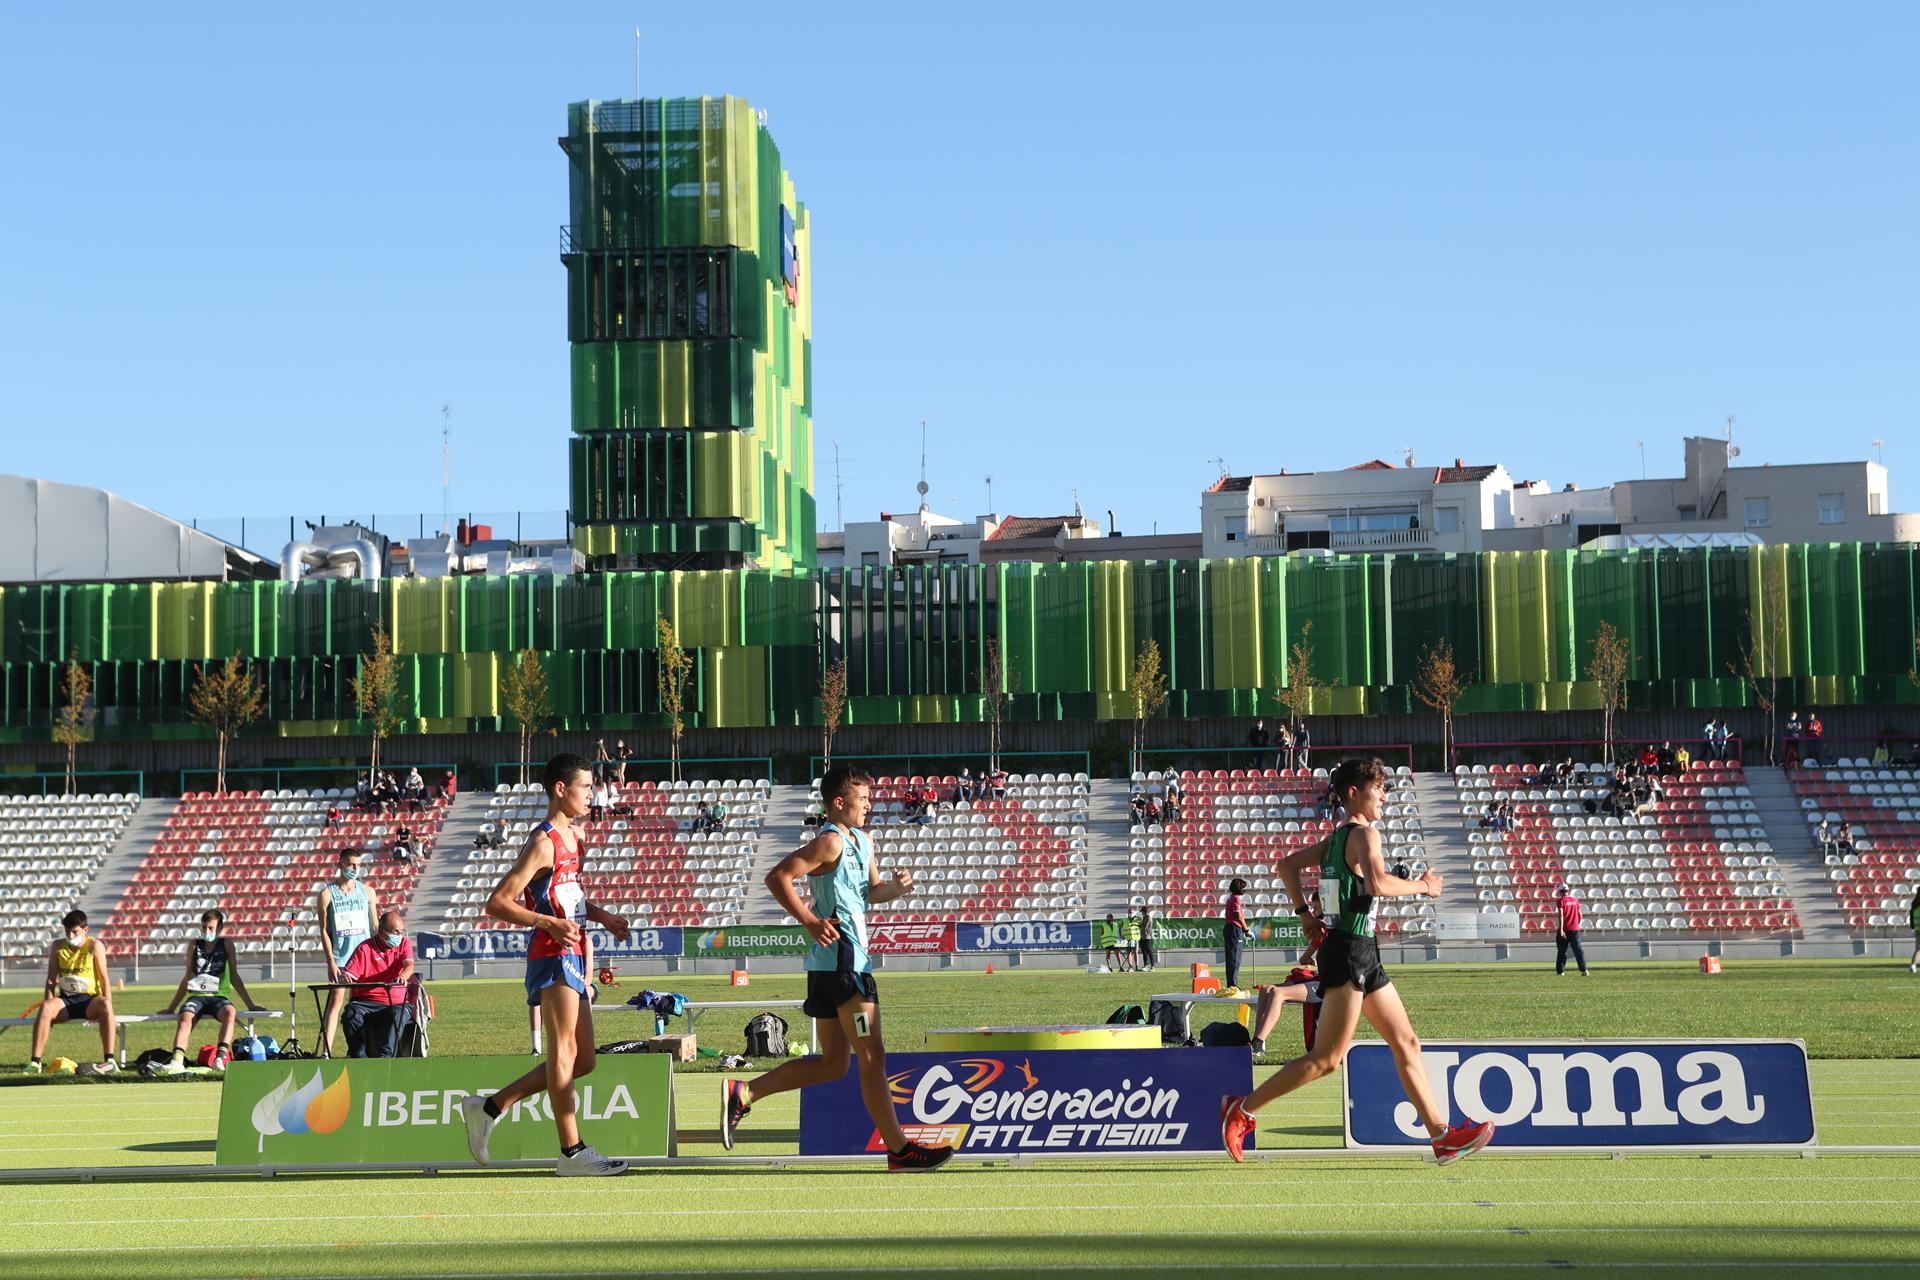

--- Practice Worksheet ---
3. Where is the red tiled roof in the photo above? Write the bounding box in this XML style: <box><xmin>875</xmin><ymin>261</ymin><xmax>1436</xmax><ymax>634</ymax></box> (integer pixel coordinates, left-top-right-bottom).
<box><xmin>1209</xmin><ymin>476</ymin><xmax>1253</xmax><ymax>493</ymax></box>
<box><xmin>1346</xmin><ymin>460</ymin><xmax>1397</xmax><ymax>471</ymax></box>
<box><xmin>988</xmin><ymin>515</ymin><xmax>1084</xmax><ymax>542</ymax></box>
<box><xmin>1434</xmin><ymin>464</ymin><xmax>1499</xmax><ymax>483</ymax></box>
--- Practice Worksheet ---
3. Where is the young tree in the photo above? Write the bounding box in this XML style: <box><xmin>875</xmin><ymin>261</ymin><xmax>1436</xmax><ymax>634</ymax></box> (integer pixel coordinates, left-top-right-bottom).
<box><xmin>655</xmin><ymin>613</ymin><xmax>694</xmax><ymax>783</ymax></box>
<box><xmin>982</xmin><ymin>637</ymin><xmax>1014</xmax><ymax>774</ymax></box>
<box><xmin>1732</xmin><ymin>575</ymin><xmax>1789</xmax><ymax>765</ymax></box>
<box><xmin>500</xmin><ymin>648</ymin><xmax>554</xmax><ymax>785</ymax></box>
<box><xmin>1586</xmin><ymin>619</ymin><xmax>1633</xmax><ymax>764</ymax></box>
<box><xmin>187</xmin><ymin>652</ymin><xmax>265</xmax><ymax>795</ymax></box>
<box><xmin>1129</xmin><ymin>638</ymin><xmax>1170</xmax><ymax>764</ymax></box>
<box><xmin>352</xmin><ymin>626</ymin><xmax>407</xmax><ymax>779</ymax></box>
<box><xmin>1412</xmin><ymin>637</ymin><xmax>1469</xmax><ymax>769</ymax></box>
<box><xmin>51</xmin><ymin>653</ymin><xmax>95</xmax><ymax>796</ymax></box>
<box><xmin>818</xmin><ymin>656</ymin><xmax>848</xmax><ymax>769</ymax></box>
<box><xmin>1278</xmin><ymin>619</ymin><xmax>1319</xmax><ymax>737</ymax></box>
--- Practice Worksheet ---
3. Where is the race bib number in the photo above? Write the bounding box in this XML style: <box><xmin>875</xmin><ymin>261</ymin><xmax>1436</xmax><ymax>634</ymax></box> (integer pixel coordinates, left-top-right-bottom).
<box><xmin>58</xmin><ymin>975</ymin><xmax>92</xmax><ymax>996</ymax></box>
<box><xmin>332</xmin><ymin>906</ymin><xmax>370</xmax><ymax>938</ymax></box>
<box><xmin>552</xmin><ymin>880</ymin><xmax>586</xmax><ymax>922</ymax></box>
<box><xmin>187</xmin><ymin>973</ymin><xmax>221</xmax><ymax>994</ymax></box>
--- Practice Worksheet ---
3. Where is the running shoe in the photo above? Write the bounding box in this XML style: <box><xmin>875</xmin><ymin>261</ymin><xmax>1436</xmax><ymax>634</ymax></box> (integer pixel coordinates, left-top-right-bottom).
<box><xmin>886</xmin><ymin>1141</ymin><xmax>954</xmax><ymax>1173</ymax></box>
<box><xmin>556</xmin><ymin>1144</ymin><xmax>628</xmax><ymax>1177</ymax></box>
<box><xmin>80</xmin><ymin>1060</ymin><xmax>117</xmax><ymax>1076</ymax></box>
<box><xmin>23</xmin><ymin>1060</ymin><xmax>41</xmax><ymax>1075</ymax></box>
<box><xmin>1432</xmin><ymin>1119</ymin><xmax>1495</xmax><ymax>1165</ymax></box>
<box><xmin>149</xmin><ymin>1056</ymin><xmax>186</xmax><ymax>1077</ymax></box>
<box><xmin>210</xmin><ymin>1048</ymin><xmax>231</xmax><ymax>1072</ymax></box>
<box><xmin>720</xmin><ymin>1078</ymin><xmax>751</xmax><ymax>1151</ymax></box>
<box><xmin>1249</xmin><ymin>1038</ymin><xmax>1267</xmax><ymax>1056</ymax></box>
<box><xmin>458</xmin><ymin>1094</ymin><xmax>496</xmax><ymax>1166</ymax></box>
<box><xmin>1220</xmin><ymin>1095</ymin><xmax>1255</xmax><ymax>1163</ymax></box>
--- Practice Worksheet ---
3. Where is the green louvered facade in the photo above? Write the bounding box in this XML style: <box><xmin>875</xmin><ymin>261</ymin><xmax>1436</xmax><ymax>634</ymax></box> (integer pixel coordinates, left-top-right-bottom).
<box><xmin>562</xmin><ymin>97</ymin><xmax>816</xmax><ymax>572</ymax></box>
<box><xmin>3</xmin><ymin>545</ymin><xmax>1918</xmax><ymax>742</ymax></box>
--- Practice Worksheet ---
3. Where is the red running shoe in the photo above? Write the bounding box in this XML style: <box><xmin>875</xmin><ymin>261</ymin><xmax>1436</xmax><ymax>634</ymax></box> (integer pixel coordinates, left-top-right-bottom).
<box><xmin>1432</xmin><ymin>1119</ymin><xmax>1495</xmax><ymax>1165</ymax></box>
<box><xmin>1220</xmin><ymin>1095</ymin><xmax>1255</xmax><ymax>1163</ymax></box>
<box><xmin>720</xmin><ymin>1079</ymin><xmax>751</xmax><ymax>1152</ymax></box>
<box><xmin>886</xmin><ymin>1141</ymin><xmax>953</xmax><ymax>1172</ymax></box>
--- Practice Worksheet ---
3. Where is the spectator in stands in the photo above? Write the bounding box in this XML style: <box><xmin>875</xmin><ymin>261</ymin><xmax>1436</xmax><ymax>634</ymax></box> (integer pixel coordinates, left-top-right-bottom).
<box><xmin>1554</xmin><ymin>757</ymin><xmax>1575</xmax><ymax>785</ymax></box>
<box><xmin>712</xmin><ymin>798</ymin><xmax>730</xmax><ymax>829</ymax></box>
<box><xmin>593</xmin><ymin>738</ymin><xmax>612</xmax><ymax>783</ymax></box>
<box><xmin>1873</xmin><ymin>742</ymin><xmax>1891</xmax><ymax>766</ymax></box>
<box><xmin>473</xmin><ymin>821</ymin><xmax>506</xmax><ymax>852</ymax></box>
<box><xmin>316</xmin><ymin>849</ymin><xmax>377</xmax><ymax>1058</ymax></box>
<box><xmin>338</xmin><ymin>910</ymin><xmax>416</xmax><ymax>1057</ymax></box>
<box><xmin>391</xmin><ymin>826</ymin><xmax>416</xmax><ymax>866</ymax></box>
<box><xmin>1130</xmin><ymin>790</ymin><xmax>1150</xmax><ymax>825</ymax></box>
<box><xmin>954</xmin><ymin>769</ymin><xmax>974</xmax><ymax>804</ymax></box>
<box><xmin>1783</xmin><ymin>711</ymin><xmax>1803</xmax><ymax>766</ymax></box>
<box><xmin>152</xmin><ymin>909</ymin><xmax>266</xmax><ymax>1075</ymax></box>
<box><xmin>1161</xmin><ymin>788</ymin><xmax>1180</xmax><ymax>825</ymax></box>
<box><xmin>1277</xmin><ymin>721</ymin><xmax>1295</xmax><ymax>772</ymax></box>
<box><xmin>1295</xmin><ymin>722</ymin><xmax>1312</xmax><ymax>770</ymax></box>
<box><xmin>613</xmin><ymin>741</ymin><xmax>629</xmax><ymax>785</ymax></box>
<box><xmin>1478</xmin><ymin>801</ymin><xmax>1499</xmax><ymax>831</ymax></box>
<box><xmin>1143</xmin><ymin>796</ymin><xmax>1163</xmax><ymax>825</ymax></box>
<box><xmin>1554</xmin><ymin>884</ymin><xmax>1589</xmax><ymax>977</ymax></box>
<box><xmin>1163</xmin><ymin>772</ymin><xmax>1183</xmax><ymax>807</ymax></box>
<box><xmin>354</xmin><ymin>772</ymin><xmax>374</xmax><ymax>810</ymax></box>
<box><xmin>1248</xmin><ymin>718</ymin><xmax>1270</xmax><ymax>761</ymax></box>
<box><xmin>1836</xmin><ymin>820</ymin><xmax>1856</xmax><ymax>857</ymax></box>
<box><xmin>1102</xmin><ymin>914</ymin><xmax>1125</xmax><ymax>972</ymax></box>
<box><xmin>443</xmin><ymin>770</ymin><xmax>457</xmax><ymax>803</ymax></box>
<box><xmin>1657</xmin><ymin>741</ymin><xmax>1678</xmax><ymax>774</ymax></box>
<box><xmin>26</xmin><ymin>910</ymin><xmax>117</xmax><ymax>1076</ymax></box>
<box><xmin>1701</xmin><ymin>717</ymin><xmax>1721</xmax><ymax>761</ymax></box>
<box><xmin>1636</xmin><ymin>744</ymin><xmax>1658</xmax><ymax>777</ymax></box>
<box><xmin>695</xmin><ymin>800</ymin><xmax>719</xmax><ymax>833</ymax></box>
<box><xmin>1674</xmin><ymin>742</ymin><xmax>1692</xmax><ymax>771</ymax></box>
<box><xmin>1805</xmin><ymin>713</ymin><xmax>1824</xmax><ymax>763</ymax></box>
<box><xmin>986</xmin><ymin>768</ymin><xmax>1008</xmax><ymax>799</ymax></box>
<box><xmin>1816</xmin><ymin>818</ymin><xmax>1836</xmax><ymax>856</ymax></box>
<box><xmin>404</xmin><ymin>766</ymin><xmax>426</xmax><ymax>813</ymax></box>
<box><xmin>1223</xmin><ymin>878</ymin><xmax>1251</xmax><ymax>989</ymax></box>
<box><xmin>589</xmin><ymin>780</ymin><xmax>609</xmax><ymax>825</ymax></box>
<box><xmin>325</xmin><ymin>802</ymin><xmax>342</xmax><ymax>833</ymax></box>
<box><xmin>1138</xmin><ymin>906</ymin><xmax>1157</xmax><ymax>972</ymax></box>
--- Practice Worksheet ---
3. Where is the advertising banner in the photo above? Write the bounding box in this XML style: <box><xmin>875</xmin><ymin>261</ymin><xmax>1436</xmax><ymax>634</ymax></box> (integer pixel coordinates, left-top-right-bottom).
<box><xmin>868</xmin><ymin>919</ymin><xmax>959</xmax><ymax>955</ymax></box>
<box><xmin>800</xmin><ymin>1048</ymin><xmax>1252</xmax><ymax>1156</ymax></box>
<box><xmin>1344</xmin><ymin>1039</ymin><xmax>1816</xmax><ymax>1149</ymax></box>
<box><xmin>415</xmin><ymin>928</ymin><xmax>682</xmax><ymax>961</ymax></box>
<box><xmin>685</xmin><ymin>925</ymin><xmax>810</xmax><ymax>958</ymax></box>
<box><xmin>215</xmin><ymin>1054</ymin><xmax>674</xmax><ymax>1165</ymax></box>
<box><xmin>956</xmin><ymin>919</ymin><xmax>1092</xmax><ymax>952</ymax></box>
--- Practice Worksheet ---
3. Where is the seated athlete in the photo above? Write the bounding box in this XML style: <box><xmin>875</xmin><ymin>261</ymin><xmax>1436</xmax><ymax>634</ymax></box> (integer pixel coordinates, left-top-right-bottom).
<box><xmin>26</xmin><ymin>910</ymin><xmax>117</xmax><ymax>1075</ymax></box>
<box><xmin>152</xmin><ymin>908</ymin><xmax>266</xmax><ymax>1074</ymax></box>
<box><xmin>1247</xmin><ymin>964</ymin><xmax>1323</xmax><ymax>1057</ymax></box>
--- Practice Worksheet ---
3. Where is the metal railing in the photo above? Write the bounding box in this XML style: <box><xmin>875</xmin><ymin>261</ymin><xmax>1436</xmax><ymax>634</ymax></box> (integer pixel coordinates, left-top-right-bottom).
<box><xmin>1450</xmin><ymin>738</ymin><xmax>1742</xmax><ymax>770</ymax></box>
<box><xmin>807</xmin><ymin>750</ymin><xmax>1092</xmax><ymax>783</ymax></box>
<box><xmin>1130</xmin><ymin>744</ymin><xmax>1415</xmax><ymax>775</ymax></box>
<box><xmin>0</xmin><ymin>769</ymin><xmax>145</xmax><ymax>798</ymax></box>
<box><xmin>178</xmin><ymin>762</ymin><xmax>459</xmax><ymax>794</ymax></box>
<box><xmin>492</xmin><ymin>756</ymin><xmax>773</xmax><ymax>786</ymax></box>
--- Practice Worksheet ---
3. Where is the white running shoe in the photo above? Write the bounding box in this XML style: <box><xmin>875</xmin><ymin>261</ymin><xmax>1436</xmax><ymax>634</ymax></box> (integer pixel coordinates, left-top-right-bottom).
<box><xmin>458</xmin><ymin>1094</ymin><xmax>496</xmax><ymax>1166</ymax></box>
<box><xmin>556</xmin><ymin>1144</ymin><xmax>628</xmax><ymax>1177</ymax></box>
<box><xmin>80</xmin><ymin>1060</ymin><xmax>117</xmax><ymax>1076</ymax></box>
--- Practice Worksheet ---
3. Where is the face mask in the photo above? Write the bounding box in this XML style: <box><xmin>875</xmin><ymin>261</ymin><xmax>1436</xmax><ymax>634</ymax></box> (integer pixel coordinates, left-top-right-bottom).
<box><xmin>383</xmin><ymin>932</ymin><xmax>404</xmax><ymax>948</ymax></box>
<box><xmin>342</xmin><ymin>865</ymin><xmax>360</xmax><ymax>881</ymax></box>
<box><xmin>66</xmin><ymin>932</ymin><xmax>84</xmax><ymax>945</ymax></box>
<box><xmin>201</xmin><ymin>929</ymin><xmax>218</xmax><ymax>943</ymax></box>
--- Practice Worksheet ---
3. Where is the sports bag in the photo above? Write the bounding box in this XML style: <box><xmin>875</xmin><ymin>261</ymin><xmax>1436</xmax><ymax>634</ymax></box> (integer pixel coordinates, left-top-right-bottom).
<box><xmin>1199</xmin><ymin>1020</ymin><xmax>1251</xmax><ymax>1048</ymax></box>
<box><xmin>744</xmin><ymin>1012</ymin><xmax>789</xmax><ymax>1058</ymax></box>
<box><xmin>1147</xmin><ymin>998</ymin><xmax>1192</xmax><ymax>1046</ymax></box>
<box><xmin>1107</xmin><ymin>1003</ymin><xmax>1146</xmax><ymax>1026</ymax></box>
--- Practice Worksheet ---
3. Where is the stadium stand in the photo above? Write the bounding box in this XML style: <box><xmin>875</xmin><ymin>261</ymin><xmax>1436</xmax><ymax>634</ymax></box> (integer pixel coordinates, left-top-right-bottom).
<box><xmin>0</xmin><ymin>792</ymin><xmax>139</xmax><ymax>958</ymax></box>
<box><xmin>94</xmin><ymin>788</ymin><xmax>447</xmax><ymax>956</ymax></box>
<box><xmin>1125</xmin><ymin>767</ymin><xmax>1432</xmax><ymax>935</ymax></box>
<box><xmin>437</xmin><ymin>779</ymin><xmax>763</xmax><ymax>933</ymax></box>
<box><xmin>823</xmin><ymin>773</ymin><xmax>1091</xmax><ymax>922</ymax></box>
<box><xmin>1789</xmin><ymin>758</ymin><xmax>1920</xmax><ymax>930</ymax></box>
<box><xmin>1458</xmin><ymin>760</ymin><xmax>1796</xmax><ymax>935</ymax></box>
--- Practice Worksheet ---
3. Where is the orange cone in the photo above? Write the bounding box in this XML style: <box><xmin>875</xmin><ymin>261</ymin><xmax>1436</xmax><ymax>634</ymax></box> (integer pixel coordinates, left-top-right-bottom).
<box><xmin>986</xmin><ymin>964</ymin><xmax>994</xmax><ymax>974</ymax></box>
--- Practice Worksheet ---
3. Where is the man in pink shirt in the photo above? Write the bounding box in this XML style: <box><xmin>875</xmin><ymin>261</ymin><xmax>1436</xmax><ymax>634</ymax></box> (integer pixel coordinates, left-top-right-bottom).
<box><xmin>1554</xmin><ymin>885</ymin><xmax>1589</xmax><ymax>977</ymax></box>
<box><xmin>339</xmin><ymin>910</ymin><xmax>416</xmax><ymax>1056</ymax></box>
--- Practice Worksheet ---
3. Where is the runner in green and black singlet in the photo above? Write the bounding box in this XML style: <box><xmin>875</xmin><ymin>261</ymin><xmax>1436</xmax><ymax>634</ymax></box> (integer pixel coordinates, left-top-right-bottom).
<box><xmin>1220</xmin><ymin>757</ymin><xmax>1496</xmax><ymax>1167</ymax></box>
<box><xmin>155</xmin><ymin>908</ymin><xmax>265</xmax><ymax>1074</ymax></box>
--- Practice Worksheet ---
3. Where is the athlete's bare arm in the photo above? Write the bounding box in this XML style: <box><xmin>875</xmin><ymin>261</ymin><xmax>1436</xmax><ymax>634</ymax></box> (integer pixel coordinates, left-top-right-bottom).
<box><xmin>486</xmin><ymin>829</ymin><xmax>578</xmax><ymax>949</ymax></box>
<box><xmin>766</xmin><ymin>830</ymin><xmax>845</xmax><ymax>946</ymax></box>
<box><xmin>160</xmin><ymin>942</ymin><xmax>194</xmax><ymax>1013</ymax></box>
<box><xmin>1350</xmin><ymin>825</ymin><xmax>1442</xmax><ymax>899</ymax></box>
<box><xmin>867</xmin><ymin>846</ymin><xmax>914</xmax><ymax>905</ymax></box>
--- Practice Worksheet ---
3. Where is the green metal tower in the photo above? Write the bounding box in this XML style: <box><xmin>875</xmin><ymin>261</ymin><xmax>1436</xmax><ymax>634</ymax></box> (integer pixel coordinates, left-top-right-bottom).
<box><xmin>562</xmin><ymin>97</ymin><xmax>816</xmax><ymax>571</ymax></box>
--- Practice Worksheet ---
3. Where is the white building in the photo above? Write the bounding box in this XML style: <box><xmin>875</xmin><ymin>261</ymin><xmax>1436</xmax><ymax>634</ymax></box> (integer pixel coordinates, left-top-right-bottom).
<box><xmin>1201</xmin><ymin>458</ymin><xmax>1515</xmax><ymax>558</ymax></box>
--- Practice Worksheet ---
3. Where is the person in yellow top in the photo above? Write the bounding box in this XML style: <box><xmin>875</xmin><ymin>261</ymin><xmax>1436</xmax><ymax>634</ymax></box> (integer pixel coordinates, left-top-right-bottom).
<box><xmin>27</xmin><ymin>910</ymin><xmax>117</xmax><ymax>1075</ymax></box>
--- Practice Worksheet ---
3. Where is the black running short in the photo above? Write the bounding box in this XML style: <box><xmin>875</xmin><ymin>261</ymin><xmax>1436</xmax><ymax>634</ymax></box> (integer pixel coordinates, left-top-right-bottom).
<box><xmin>1317</xmin><ymin>930</ymin><xmax>1391</xmax><ymax>995</ymax></box>
<box><xmin>181</xmin><ymin>995</ymin><xmax>234</xmax><ymax>1021</ymax></box>
<box><xmin>59</xmin><ymin>993</ymin><xmax>98</xmax><ymax>1021</ymax></box>
<box><xmin>803</xmin><ymin>970</ymin><xmax>879</xmax><ymax>1019</ymax></box>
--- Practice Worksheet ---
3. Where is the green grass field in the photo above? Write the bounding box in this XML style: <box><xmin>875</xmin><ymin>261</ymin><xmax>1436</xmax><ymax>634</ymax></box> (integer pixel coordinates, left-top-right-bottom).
<box><xmin>3</xmin><ymin>960</ymin><xmax>1918</xmax><ymax>1278</ymax></box>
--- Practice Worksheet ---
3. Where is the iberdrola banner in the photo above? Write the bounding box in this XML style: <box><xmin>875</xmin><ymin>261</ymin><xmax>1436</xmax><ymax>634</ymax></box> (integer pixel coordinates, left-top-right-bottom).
<box><xmin>214</xmin><ymin>1055</ymin><xmax>673</xmax><ymax>1165</ymax></box>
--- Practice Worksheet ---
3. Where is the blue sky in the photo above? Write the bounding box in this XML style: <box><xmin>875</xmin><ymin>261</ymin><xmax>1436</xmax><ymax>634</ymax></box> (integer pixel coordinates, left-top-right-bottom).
<box><xmin>3</xmin><ymin>3</ymin><xmax>1914</xmax><ymax>547</ymax></box>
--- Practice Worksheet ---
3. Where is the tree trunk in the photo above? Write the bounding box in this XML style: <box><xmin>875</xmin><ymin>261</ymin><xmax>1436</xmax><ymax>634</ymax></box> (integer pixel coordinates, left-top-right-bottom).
<box><xmin>216</xmin><ymin>731</ymin><xmax>227</xmax><ymax>795</ymax></box>
<box><xmin>518</xmin><ymin>730</ymin><xmax>529</xmax><ymax>785</ymax></box>
<box><xmin>65</xmin><ymin>743</ymin><xmax>75</xmax><ymax>796</ymax></box>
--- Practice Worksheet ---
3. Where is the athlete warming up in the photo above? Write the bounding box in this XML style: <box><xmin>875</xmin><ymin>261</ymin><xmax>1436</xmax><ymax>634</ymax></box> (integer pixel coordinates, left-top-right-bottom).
<box><xmin>720</xmin><ymin>765</ymin><xmax>953</xmax><ymax>1172</ymax></box>
<box><xmin>1221</xmin><ymin>757</ymin><xmax>1495</xmax><ymax>1166</ymax></box>
<box><xmin>459</xmin><ymin>753</ymin><xmax>630</xmax><ymax>1176</ymax></box>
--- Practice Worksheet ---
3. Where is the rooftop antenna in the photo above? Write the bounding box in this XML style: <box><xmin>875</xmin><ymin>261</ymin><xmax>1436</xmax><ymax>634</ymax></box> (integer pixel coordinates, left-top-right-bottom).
<box><xmin>1635</xmin><ymin>439</ymin><xmax>1646</xmax><ymax>479</ymax></box>
<box><xmin>1210</xmin><ymin>457</ymin><xmax>1230</xmax><ymax>478</ymax></box>
<box><xmin>1072</xmin><ymin>487</ymin><xmax>1083</xmax><ymax>519</ymax></box>
<box><xmin>1404</xmin><ymin>447</ymin><xmax>1416</xmax><ymax>468</ymax></box>
<box><xmin>833</xmin><ymin>440</ymin><xmax>844</xmax><ymax>532</ymax></box>
<box><xmin>633</xmin><ymin>28</ymin><xmax>640</xmax><ymax>99</ymax></box>
<box><xmin>441</xmin><ymin>404</ymin><xmax>451</xmax><ymax>538</ymax></box>
<box><xmin>1873</xmin><ymin>437</ymin><xmax>1885</xmax><ymax>465</ymax></box>
<box><xmin>984</xmin><ymin>474</ymin><xmax>994</xmax><ymax>515</ymax></box>
<box><xmin>1725</xmin><ymin>414</ymin><xmax>1735</xmax><ymax>443</ymax></box>
<box><xmin>916</xmin><ymin>419</ymin><xmax>929</xmax><ymax>503</ymax></box>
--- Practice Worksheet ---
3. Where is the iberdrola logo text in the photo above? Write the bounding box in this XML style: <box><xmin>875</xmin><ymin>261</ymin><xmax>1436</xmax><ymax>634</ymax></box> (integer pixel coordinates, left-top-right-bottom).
<box><xmin>250</xmin><ymin>1066</ymin><xmax>352</xmax><ymax>1152</ymax></box>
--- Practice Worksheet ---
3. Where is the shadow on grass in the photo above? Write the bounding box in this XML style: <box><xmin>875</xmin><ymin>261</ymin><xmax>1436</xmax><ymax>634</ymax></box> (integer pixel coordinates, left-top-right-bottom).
<box><xmin>127</xmin><ymin>1140</ymin><xmax>216</xmax><ymax>1153</ymax></box>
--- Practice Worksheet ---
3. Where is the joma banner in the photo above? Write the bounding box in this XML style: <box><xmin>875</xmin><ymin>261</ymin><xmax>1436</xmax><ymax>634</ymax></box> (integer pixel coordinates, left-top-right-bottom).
<box><xmin>414</xmin><ymin>928</ymin><xmax>682</xmax><ymax>960</ymax></box>
<box><xmin>215</xmin><ymin>1054</ymin><xmax>673</xmax><ymax>1165</ymax></box>
<box><xmin>956</xmin><ymin>919</ymin><xmax>1092</xmax><ymax>952</ymax></box>
<box><xmin>800</xmin><ymin>1048</ymin><xmax>1251</xmax><ymax>1156</ymax></box>
<box><xmin>1344</xmin><ymin>1039</ymin><xmax>1816</xmax><ymax>1149</ymax></box>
